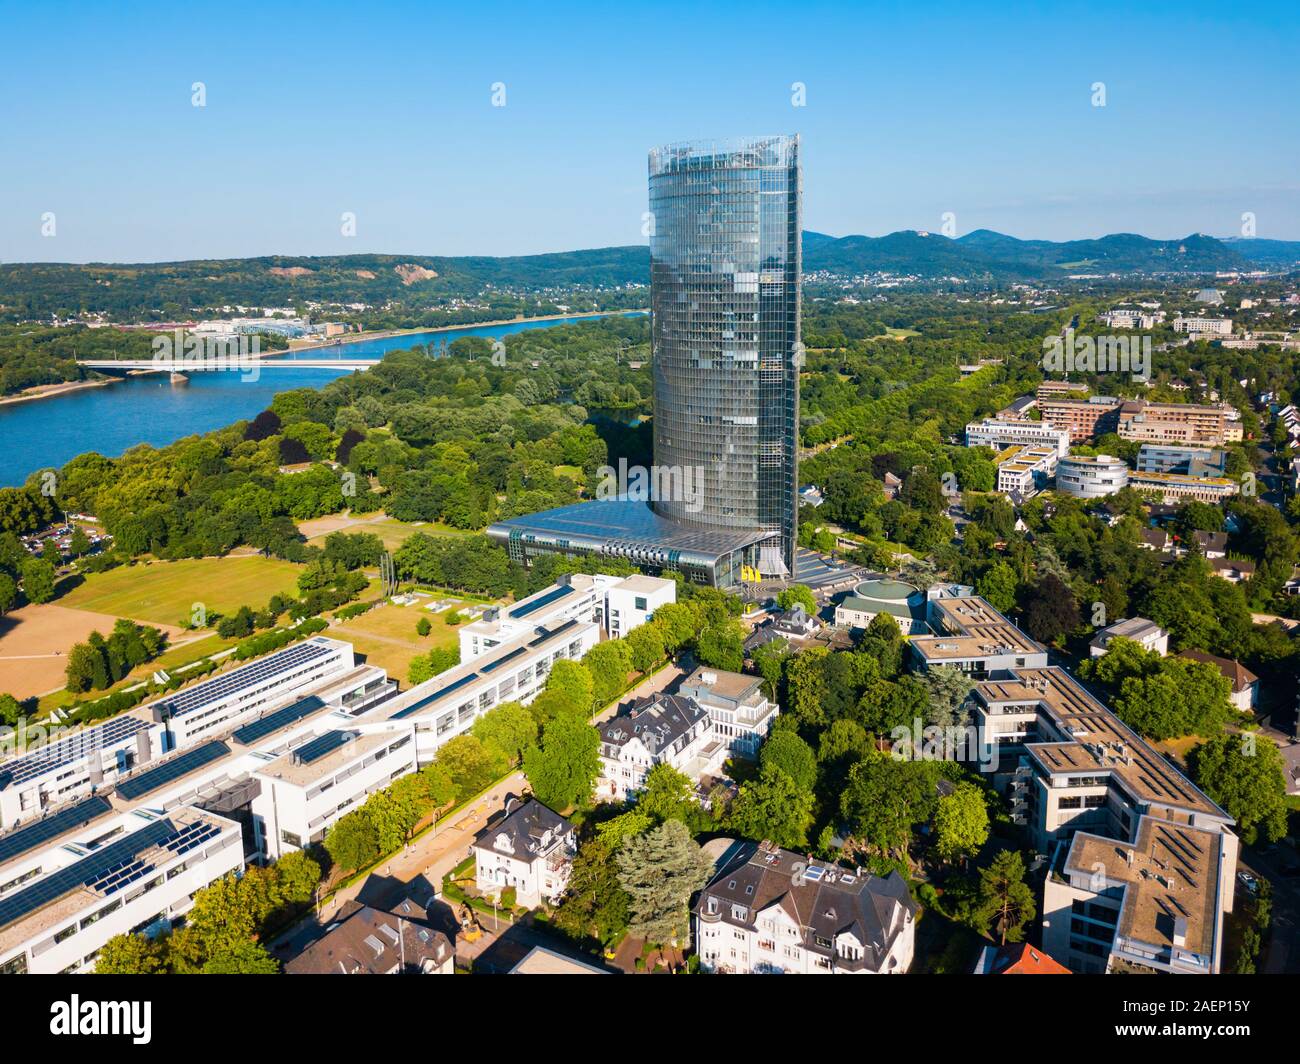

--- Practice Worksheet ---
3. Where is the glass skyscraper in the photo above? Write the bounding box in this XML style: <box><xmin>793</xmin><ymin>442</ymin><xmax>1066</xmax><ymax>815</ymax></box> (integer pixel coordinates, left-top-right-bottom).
<box><xmin>648</xmin><ymin>136</ymin><xmax>802</xmax><ymax>577</ymax></box>
<box><xmin>488</xmin><ymin>136</ymin><xmax>802</xmax><ymax>588</ymax></box>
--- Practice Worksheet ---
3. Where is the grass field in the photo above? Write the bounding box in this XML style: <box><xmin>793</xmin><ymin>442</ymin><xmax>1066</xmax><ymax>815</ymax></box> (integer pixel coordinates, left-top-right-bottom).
<box><xmin>300</xmin><ymin>511</ymin><xmax>474</xmax><ymax>552</ymax></box>
<box><xmin>60</xmin><ymin>556</ymin><xmax>303</xmax><ymax>628</ymax></box>
<box><xmin>330</xmin><ymin>597</ymin><xmax>470</xmax><ymax>686</ymax></box>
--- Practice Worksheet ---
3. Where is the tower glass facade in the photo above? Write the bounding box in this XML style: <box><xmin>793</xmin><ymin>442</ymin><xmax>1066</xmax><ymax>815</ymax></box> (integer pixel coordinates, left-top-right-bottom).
<box><xmin>648</xmin><ymin>136</ymin><xmax>801</xmax><ymax>575</ymax></box>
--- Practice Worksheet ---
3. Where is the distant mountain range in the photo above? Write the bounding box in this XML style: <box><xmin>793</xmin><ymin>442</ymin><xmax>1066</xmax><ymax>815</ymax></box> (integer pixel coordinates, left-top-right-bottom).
<box><xmin>3</xmin><ymin>230</ymin><xmax>1297</xmax><ymax>319</ymax></box>
<box><xmin>802</xmin><ymin>229</ymin><xmax>1300</xmax><ymax>279</ymax></box>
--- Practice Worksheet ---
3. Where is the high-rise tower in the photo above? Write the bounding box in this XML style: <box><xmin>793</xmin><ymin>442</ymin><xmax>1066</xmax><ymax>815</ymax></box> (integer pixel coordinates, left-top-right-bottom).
<box><xmin>647</xmin><ymin>136</ymin><xmax>801</xmax><ymax>575</ymax></box>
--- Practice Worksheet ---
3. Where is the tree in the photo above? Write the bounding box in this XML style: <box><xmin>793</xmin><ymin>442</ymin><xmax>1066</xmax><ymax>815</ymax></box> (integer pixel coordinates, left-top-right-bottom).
<box><xmin>69</xmin><ymin>527</ymin><xmax>91</xmax><ymax>558</ymax></box>
<box><xmin>544</xmin><ymin>658</ymin><xmax>596</xmax><ymax>716</ymax></box>
<box><xmin>776</xmin><ymin>584</ymin><xmax>817</xmax><ymax>615</ymax></box>
<box><xmin>616</xmin><ymin>819</ymin><xmax>713</xmax><ymax>946</ymax></box>
<box><xmin>201</xmin><ymin>939</ymin><xmax>280</xmax><ymax>974</ymax></box>
<box><xmin>0</xmin><ymin>572</ymin><xmax>15</xmax><ymax>615</ymax></box>
<box><xmin>0</xmin><ymin>693</ymin><xmax>22</xmax><ymax>727</ymax></box>
<box><xmin>324</xmin><ymin>809</ymin><xmax>381</xmax><ymax>872</ymax></box>
<box><xmin>1021</xmin><ymin>573</ymin><xmax>1080</xmax><ymax>644</ymax></box>
<box><xmin>976</xmin><ymin>561</ymin><xmax>1018</xmax><ymax>614</ymax></box>
<box><xmin>92</xmin><ymin>933</ymin><xmax>169</xmax><ymax>974</ymax></box>
<box><xmin>433</xmin><ymin>734</ymin><xmax>509</xmax><ymax>802</ymax></box>
<box><xmin>749</xmin><ymin>637</ymin><xmax>790</xmax><ymax>699</ymax></box>
<box><xmin>553</xmin><ymin>838</ymin><xmax>631</xmax><ymax>947</ymax></box>
<box><xmin>20</xmin><ymin>556</ymin><xmax>56</xmax><ymax>604</ymax></box>
<box><xmin>920</xmin><ymin>665</ymin><xmax>975</xmax><ymax>729</ymax></box>
<box><xmin>934</xmin><ymin>782</ymin><xmax>989</xmax><ymax>863</ymax></box>
<box><xmin>636</xmin><ymin>763</ymin><xmax>697</xmax><ymax>825</ymax></box>
<box><xmin>730</xmin><ymin>764</ymin><xmax>816</xmax><ymax>849</ymax></box>
<box><xmin>582</xmin><ymin>641</ymin><xmax>631</xmax><ymax>708</ymax></box>
<box><xmin>625</xmin><ymin>622</ymin><xmax>666</xmax><ymax>673</ymax></box>
<box><xmin>472</xmin><ymin>701</ymin><xmax>537</xmax><ymax>764</ymax></box>
<box><xmin>415</xmin><ymin>615</ymin><xmax>431</xmax><ymax>637</ymax></box>
<box><xmin>694</xmin><ymin>620</ymin><xmax>745</xmax><ymax>673</ymax></box>
<box><xmin>758</xmin><ymin>730</ymin><xmax>817</xmax><ymax>791</ymax></box>
<box><xmin>64</xmin><ymin>641</ymin><xmax>100</xmax><ymax>694</ymax></box>
<box><xmin>406</xmin><ymin>644</ymin><xmax>459</xmax><ymax>686</ymax></box>
<box><xmin>523</xmin><ymin>714</ymin><xmax>600</xmax><ymax>810</ymax></box>
<box><xmin>1190</xmin><ymin>733</ymin><xmax>1289</xmax><ymax>844</ymax></box>
<box><xmin>975</xmin><ymin>850</ymin><xmax>1036</xmax><ymax>945</ymax></box>
<box><xmin>840</xmin><ymin>756</ymin><xmax>939</xmax><ymax>858</ymax></box>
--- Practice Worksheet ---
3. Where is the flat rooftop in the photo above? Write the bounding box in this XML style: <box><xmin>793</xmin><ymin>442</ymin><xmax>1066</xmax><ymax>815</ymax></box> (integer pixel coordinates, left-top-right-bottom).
<box><xmin>983</xmin><ymin>667</ymin><xmax>1227</xmax><ymax>820</ymax></box>
<box><xmin>911</xmin><ymin>595</ymin><xmax>1044</xmax><ymax>662</ymax></box>
<box><xmin>257</xmin><ymin>730</ymin><xmax>396</xmax><ymax>788</ymax></box>
<box><xmin>1065</xmin><ymin>817</ymin><xmax>1222</xmax><ymax>960</ymax></box>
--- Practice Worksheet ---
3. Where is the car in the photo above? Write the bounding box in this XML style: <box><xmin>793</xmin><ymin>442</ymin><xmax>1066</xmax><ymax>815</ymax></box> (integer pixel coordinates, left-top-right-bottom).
<box><xmin>1237</xmin><ymin>871</ymin><xmax>1260</xmax><ymax>896</ymax></box>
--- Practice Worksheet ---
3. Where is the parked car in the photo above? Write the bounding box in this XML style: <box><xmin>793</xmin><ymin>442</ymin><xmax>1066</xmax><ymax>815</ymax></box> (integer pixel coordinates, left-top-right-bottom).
<box><xmin>1237</xmin><ymin>871</ymin><xmax>1260</xmax><ymax>897</ymax></box>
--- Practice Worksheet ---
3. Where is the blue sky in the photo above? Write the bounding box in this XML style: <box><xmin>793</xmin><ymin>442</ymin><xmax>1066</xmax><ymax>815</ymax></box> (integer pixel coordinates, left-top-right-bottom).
<box><xmin>1</xmin><ymin>0</ymin><xmax>1297</xmax><ymax>262</ymax></box>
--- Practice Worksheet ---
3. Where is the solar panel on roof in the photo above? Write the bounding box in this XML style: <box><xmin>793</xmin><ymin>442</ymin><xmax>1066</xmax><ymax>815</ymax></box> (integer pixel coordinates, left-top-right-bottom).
<box><xmin>160</xmin><ymin>640</ymin><xmax>335</xmax><ymax>718</ymax></box>
<box><xmin>231</xmin><ymin>696</ymin><xmax>326</xmax><ymax>746</ymax></box>
<box><xmin>389</xmin><ymin>673</ymin><xmax>480</xmax><ymax>720</ymax></box>
<box><xmin>0</xmin><ymin>817</ymin><xmax>178</xmax><ymax>930</ymax></box>
<box><xmin>528</xmin><ymin>617</ymin><xmax>580</xmax><ymax>647</ymax></box>
<box><xmin>508</xmin><ymin>584</ymin><xmax>575</xmax><ymax>619</ymax></box>
<box><xmin>479</xmin><ymin>646</ymin><xmax>527</xmax><ymax>674</ymax></box>
<box><xmin>293</xmin><ymin>730</ymin><xmax>357</xmax><ymax>765</ymax></box>
<box><xmin>0</xmin><ymin>716</ymin><xmax>153</xmax><ymax>789</ymax></box>
<box><xmin>115</xmin><ymin>741</ymin><xmax>229</xmax><ymax>800</ymax></box>
<box><xmin>0</xmin><ymin>796</ymin><xmax>113</xmax><ymax>865</ymax></box>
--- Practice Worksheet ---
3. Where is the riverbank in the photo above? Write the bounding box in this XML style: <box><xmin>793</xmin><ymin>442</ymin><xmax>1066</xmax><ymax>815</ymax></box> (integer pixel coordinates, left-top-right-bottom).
<box><xmin>0</xmin><ymin>377</ymin><xmax>119</xmax><ymax>407</ymax></box>
<box><xmin>278</xmin><ymin>307</ymin><xmax>647</xmax><ymax>356</ymax></box>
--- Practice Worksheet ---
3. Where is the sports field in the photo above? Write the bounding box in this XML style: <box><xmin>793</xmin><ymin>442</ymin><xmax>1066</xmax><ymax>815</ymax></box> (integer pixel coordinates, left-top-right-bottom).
<box><xmin>60</xmin><ymin>556</ymin><xmax>303</xmax><ymax>629</ymax></box>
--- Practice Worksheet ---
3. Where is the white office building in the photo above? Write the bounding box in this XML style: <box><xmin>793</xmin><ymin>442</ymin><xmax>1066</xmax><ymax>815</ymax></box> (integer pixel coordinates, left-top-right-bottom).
<box><xmin>965</xmin><ymin>419</ymin><xmax>1070</xmax><ymax>458</ymax></box>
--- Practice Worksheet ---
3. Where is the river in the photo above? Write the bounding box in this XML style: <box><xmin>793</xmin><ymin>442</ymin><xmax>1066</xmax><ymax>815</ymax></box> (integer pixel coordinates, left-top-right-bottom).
<box><xmin>0</xmin><ymin>312</ymin><xmax>643</xmax><ymax>487</ymax></box>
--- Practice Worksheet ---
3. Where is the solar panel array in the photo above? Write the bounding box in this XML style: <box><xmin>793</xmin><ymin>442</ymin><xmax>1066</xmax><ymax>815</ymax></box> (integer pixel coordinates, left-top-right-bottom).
<box><xmin>0</xmin><ymin>716</ymin><xmax>153</xmax><ymax>790</ymax></box>
<box><xmin>293</xmin><ymin>730</ymin><xmax>357</xmax><ymax>765</ymax></box>
<box><xmin>508</xmin><ymin>583</ymin><xmax>575</xmax><ymax>619</ymax></box>
<box><xmin>528</xmin><ymin>618</ymin><xmax>579</xmax><ymax>647</ymax></box>
<box><xmin>157</xmin><ymin>639</ymin><xmax>335</xmax><ymax>718</ymax></box>
<box><xmin>389</xmin><ymin>672</ymin><xmax>480</xmax><ymax>720</ymax></box>
<box><xmin>0</xmin><ymin>818</ymin><xmax>178</xmax><ymax>929</ymax></box>
<box><xmin>231</xmin><ymin>696</ymin><xmax>326</xmax><ymax>746</ymax></box>
<box><xmin>115</xmin><ymin>741</ymin><xmax>230</xmax><ymax>801</ymax></box>
<box><xmin>479</xmin><ymin>646</ymin><xmax>527</xmax><ymax>674</ymax></box>
<box><xmin>0</xmin><ymin>796</ymin><xmax>113</xmax><ymax>866</ymax></box>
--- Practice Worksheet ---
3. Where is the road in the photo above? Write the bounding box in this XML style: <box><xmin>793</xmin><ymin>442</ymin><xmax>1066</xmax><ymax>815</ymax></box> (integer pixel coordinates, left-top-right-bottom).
<box><xmin>1237</xmin><ymin>840</ymin><xmax>1300</xmax><ymax>973</ymax></box>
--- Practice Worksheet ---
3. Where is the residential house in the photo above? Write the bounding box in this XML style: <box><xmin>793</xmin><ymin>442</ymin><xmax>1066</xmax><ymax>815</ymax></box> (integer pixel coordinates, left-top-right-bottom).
<box><xmin>1176</xmin><ymin>650</ymin><xmax>1260</xmax><ymax>712</ymax></box>
<box><xmin>693</xmin><ymin>839</ymin><xmax>917</xmax><ymax>974</ymax></box>
<box><xmin>473</xmin><ymin>798</ymin><xmax>576</xmax><ymax>909</ymax></box>
<box><xmin>1089</xmin><ymin>618</ymin><xmax>1170</xmax><ymax>658</ymax></box>
<box><xmin>284</xmin><ymin>897</ymin><xmax>454</xmax><ymax>974</ymax></box>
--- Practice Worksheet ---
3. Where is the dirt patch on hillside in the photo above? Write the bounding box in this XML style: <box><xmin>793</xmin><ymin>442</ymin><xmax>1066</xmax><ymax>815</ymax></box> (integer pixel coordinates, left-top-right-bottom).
<box><xmin>270</xmin><ymin>266</ymin><xmax>313</xmax><ymax>278</ymax></box>
<box><xmin>394</xmin><ymin>264</ymin><xmax>438</xmax><ymax>285</ymax></box>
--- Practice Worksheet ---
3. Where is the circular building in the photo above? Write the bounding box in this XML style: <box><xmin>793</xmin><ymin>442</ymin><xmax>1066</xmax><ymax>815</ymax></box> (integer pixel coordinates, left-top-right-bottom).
<box><xmin>1055</xmin><ymin>454</ymin><xmax>1130</xmax><ymax>499</ymax></box>
<box><xmin>834</xmin><ymin>578</ymin><xmax>927</xmax><ymax>634</ymax></box>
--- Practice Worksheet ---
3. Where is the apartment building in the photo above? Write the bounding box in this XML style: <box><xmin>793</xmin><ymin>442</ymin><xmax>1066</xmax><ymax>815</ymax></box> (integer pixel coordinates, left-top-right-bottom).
<box><xmin>995</xmin><ymin>444</ymin><xmax>1059</xmax><ymax>495</ymax></box>
<box><xmin>383</xmin><ymin>618</ymin><xmax>601</xmax><ymax>765</ymax></box>
<box><xmin>964</xmin><ymin>418</ymin><xmax>1070</xmax><ymax>458</ymax></box>
<box><xmin>284</xmin><ymin>897</ymin><xmax>453</xmax><ymax>974</ymax></box>
<box><xmin>693</xmin><ymin>840</ymin><xmax>917</xmax><ymax>974</ymax></box>
<box><xmin>1037</xmin><ymin>396</ymin><xmax>1123</xmax><ymax>441</ymax></box>
<box><xmin>1172</xmin><ymin>316</ymin><xmax>1233</xmax><ymax>336</ymax></box>
<box><xmin>676</xmin><ymin>667</ymin><xmax>780</xmax><ymax>762</ymax></box>
<box><xmin>1117</xmin><ymin>400</ymin><xmax>1233</xmax><ymax>447</ymax></box>
<box><xmin>252</xmin><ymin>727</ymin><xmax>419</xmax><ymax>861</ymax></box>
<box><xmin>459</xmin><ymin>573</ymin><xmax>675</xmax><ymax>659</ymax></box>
<box><xmin>0</xmin><ymin>637</ymin><xmax>359</xmax><ymax>831</ymax></box>
<box><xmin>473</xmin><ymin>798</ymin><xmax>576</xmax><ymax>909</ymax></box>
<box><xmin>910</xmin><ymin>587</ymin><xmax>1048</xmax><ymax>677</ymax></box>
<box><xmin>1134</xmin><ymin>444</ymin><xmax>1226</xmax><ymax>478</ymax></box>
<box><xmin>1127</xmin><ymin>469</ymin><xmax>1239</xmax><ymax>504</ymax></box>
<box><xmin>0</xmin><ymin>806</ymin><xmax>244</xmax><ymax>975</ymax></box>
<box><xmin>965</xmin><ymin>666</ymin><xmax>1238</xmax><ymax>974</ymax></box>
<box><xmin>596</xmin><ymin>693</ymin><xmax>718</xmax><ymax>801</ymax></box>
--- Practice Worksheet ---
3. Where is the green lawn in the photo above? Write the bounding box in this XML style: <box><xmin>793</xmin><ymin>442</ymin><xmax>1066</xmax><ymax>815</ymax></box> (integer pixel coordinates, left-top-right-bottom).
<box><xmin>61</xmin><ymin>556</ymin><xmax>303</xmax><ymax>628</ymax></box>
